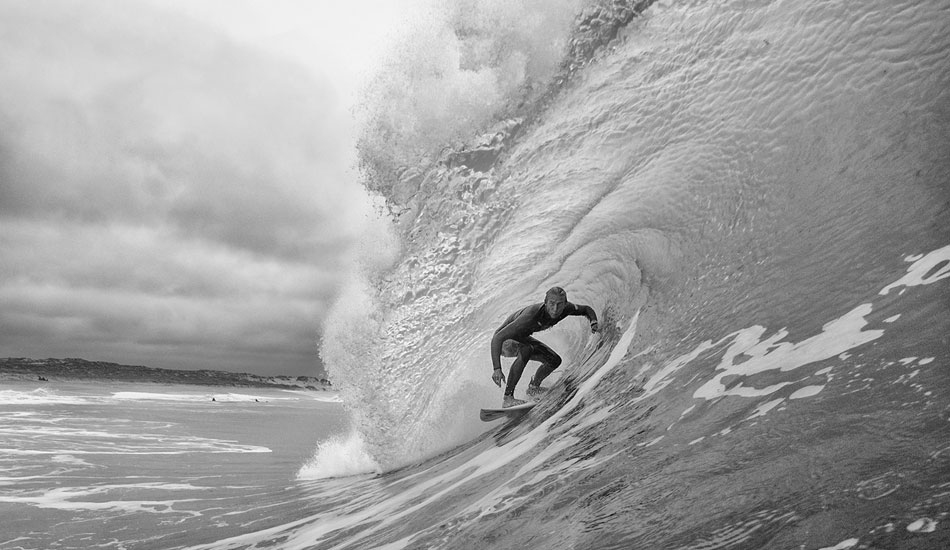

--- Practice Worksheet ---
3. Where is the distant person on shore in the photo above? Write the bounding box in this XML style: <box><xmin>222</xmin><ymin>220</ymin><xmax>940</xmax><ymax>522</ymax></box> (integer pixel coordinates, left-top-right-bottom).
<box><xmin>490</xmin><ymin>287</ymin><xmax>599</xmax><ymax>407</ymax></box>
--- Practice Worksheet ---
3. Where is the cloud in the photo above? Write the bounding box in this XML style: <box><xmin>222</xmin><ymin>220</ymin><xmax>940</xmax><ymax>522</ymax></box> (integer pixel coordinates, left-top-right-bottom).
<box><xmin>0</xmin><ymin>0</ymin><xmax>374</xmax><ymax>375</ymax></box>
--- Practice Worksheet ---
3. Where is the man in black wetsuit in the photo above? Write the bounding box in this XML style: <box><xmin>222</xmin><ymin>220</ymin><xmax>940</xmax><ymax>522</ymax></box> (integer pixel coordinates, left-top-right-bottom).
<box><xmin>491</xmin><ymin>287</ymin><xmax>599</xmax><ymax>407</ymax></box>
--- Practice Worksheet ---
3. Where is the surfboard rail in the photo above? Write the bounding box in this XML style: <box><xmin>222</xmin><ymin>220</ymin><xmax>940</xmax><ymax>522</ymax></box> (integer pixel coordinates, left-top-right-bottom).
<box><xmin>479</xmin><ymin>401</ymin><xmax>536</xmax><ymax>422</ymax></box>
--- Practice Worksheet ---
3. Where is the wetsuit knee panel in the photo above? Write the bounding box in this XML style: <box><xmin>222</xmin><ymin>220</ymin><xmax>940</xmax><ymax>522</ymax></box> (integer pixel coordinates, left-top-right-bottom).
<box><xmin>517</xmin><ymin>343</ymin><xmax>534</xmax><ymax>361</ymax></box>
<box><xmin>501</xmin><ymin>339</ymin><xmax>520</xmax><ymax>358</ymax></box>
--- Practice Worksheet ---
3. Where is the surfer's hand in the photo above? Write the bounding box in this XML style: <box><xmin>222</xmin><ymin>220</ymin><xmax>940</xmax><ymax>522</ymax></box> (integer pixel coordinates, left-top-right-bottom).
<box><xmin>492</xmin><ymin>368</ymin><xmax>506</xmax><ymax>388</ymax></box>
<box><xmin>590</xmin><ymin>321</ymin><xmax>599</xmax><ymax>333</ymax></box>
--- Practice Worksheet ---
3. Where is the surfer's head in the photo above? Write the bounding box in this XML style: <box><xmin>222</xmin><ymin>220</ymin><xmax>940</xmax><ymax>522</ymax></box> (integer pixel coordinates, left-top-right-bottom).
<box><xmin>544</xmin><ymin>286</ymin><xmax>567</xmax><ymax>317</ymax></box>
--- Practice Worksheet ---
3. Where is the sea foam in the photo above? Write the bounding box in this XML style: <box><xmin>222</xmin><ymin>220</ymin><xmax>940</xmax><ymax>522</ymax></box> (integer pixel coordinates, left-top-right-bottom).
<box><xmin>297</xmin><ymin>429</ymin><xmax>382</xmax><ymax>480</ymax></box>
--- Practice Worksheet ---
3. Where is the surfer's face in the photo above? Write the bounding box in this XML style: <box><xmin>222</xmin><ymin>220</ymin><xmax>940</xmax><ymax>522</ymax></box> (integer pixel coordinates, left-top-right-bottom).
<box><xmin>544</xmin><ymin>296</ymin><xmax>566</xmax><ymax>317</ymax></box>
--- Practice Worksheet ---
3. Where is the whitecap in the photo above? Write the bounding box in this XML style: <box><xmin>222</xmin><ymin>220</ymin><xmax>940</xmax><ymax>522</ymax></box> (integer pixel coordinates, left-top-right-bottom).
<box><xmin>297</xmin><ymin>430</ymin><xmax>381</xmax><ymax>480</ymax></box>
<box><xmin>906</xmin><ymin>517</ymin><xmax>938</xmax><ymax>533</ymax></box>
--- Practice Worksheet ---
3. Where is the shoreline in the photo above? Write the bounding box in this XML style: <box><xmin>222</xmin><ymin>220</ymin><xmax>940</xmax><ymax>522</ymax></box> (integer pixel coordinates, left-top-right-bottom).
<box><xmin>0</xmin><ymin>357</ymin><xmax>333</xmax><ymax>392</ymax></box>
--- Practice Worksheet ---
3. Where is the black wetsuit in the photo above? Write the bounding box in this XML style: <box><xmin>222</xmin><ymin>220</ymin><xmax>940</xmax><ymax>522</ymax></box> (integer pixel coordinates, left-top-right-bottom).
<box><xmin>491</xmin><ymin>301</ymin><xmax>598</xmax><ymax>396</ymax></box>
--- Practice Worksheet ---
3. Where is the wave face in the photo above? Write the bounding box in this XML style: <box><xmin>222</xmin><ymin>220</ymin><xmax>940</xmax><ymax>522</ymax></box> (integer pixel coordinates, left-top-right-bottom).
<box><xmin>286</xmin><ymin>0</ymin><xmax>950</xmax><ymax>547</ymax></box>
<box><xmin>325</xmin><ymin>0</ymin><xmax>949</xmax><ymax>468</ymax></box>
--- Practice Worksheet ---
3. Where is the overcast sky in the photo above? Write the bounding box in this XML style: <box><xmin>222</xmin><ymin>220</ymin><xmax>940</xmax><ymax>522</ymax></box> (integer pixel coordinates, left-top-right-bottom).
<box><xmin>0</xmin><ymin>0</ymin><xmax>422</xmax><ymax>376</ymax></box>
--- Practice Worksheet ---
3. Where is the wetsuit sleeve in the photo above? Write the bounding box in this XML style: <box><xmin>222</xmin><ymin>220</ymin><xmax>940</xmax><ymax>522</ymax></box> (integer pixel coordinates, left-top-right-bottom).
<box><xmin>571</xmin><ymin>303</ymin><xmax>598</xmax><ymax>327</ymax></box>
<box><xmin>490</xmin><ymin>307</ymin><xmax>537</xmax><ymax>371</ymax></box>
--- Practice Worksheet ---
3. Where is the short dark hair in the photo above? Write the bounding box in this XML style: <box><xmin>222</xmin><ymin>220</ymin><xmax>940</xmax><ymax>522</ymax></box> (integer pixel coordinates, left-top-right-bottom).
<box><xmin>545</xmin><ymin>286</ymin><xmax>567</xmax><ymax>301</ymax></box>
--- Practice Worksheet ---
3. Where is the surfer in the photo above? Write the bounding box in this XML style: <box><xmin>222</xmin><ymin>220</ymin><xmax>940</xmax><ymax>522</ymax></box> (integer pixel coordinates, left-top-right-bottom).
<box><xmin>491</xmin><ymin>286</ymin><xmax>599</xmax><ymax>407</ymax></box>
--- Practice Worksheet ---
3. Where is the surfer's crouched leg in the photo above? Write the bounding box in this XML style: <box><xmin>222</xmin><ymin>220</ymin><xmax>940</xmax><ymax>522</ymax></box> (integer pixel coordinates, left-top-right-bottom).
<box><xmin>504</xmin><ymin>342</ymin><xmax>533</xmax><ymax>397</ymax></box>
<box><xmin>530</xmin><ymin>348</ymin><xmax>562</xmax><ymax>388</ymax></box>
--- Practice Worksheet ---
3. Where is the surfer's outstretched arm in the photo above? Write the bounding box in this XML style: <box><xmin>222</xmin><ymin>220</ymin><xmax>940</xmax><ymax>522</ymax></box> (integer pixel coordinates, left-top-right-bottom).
<box><xmin>571</xmin><ymin>303</ymin><xmax>599</xmax><ymax>333</ymax></box>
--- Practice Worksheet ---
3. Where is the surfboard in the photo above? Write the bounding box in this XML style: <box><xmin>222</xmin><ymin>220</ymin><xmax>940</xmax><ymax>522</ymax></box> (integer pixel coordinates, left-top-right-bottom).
<box><xmin>479</xmin><ymin>401</ymin><xmax>536</xmax><ymax>422</ymax></box>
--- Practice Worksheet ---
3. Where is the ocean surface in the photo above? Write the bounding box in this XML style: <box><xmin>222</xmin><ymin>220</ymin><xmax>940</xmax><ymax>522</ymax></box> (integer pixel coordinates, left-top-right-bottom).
<box><xmin>6</xmin><ymin>0</ymin><xmax>950</xmax><ymax>548</ymax></box>
<box><xmin>0</xmin><ymin>383</ymin><xmax>347</xmax><ymax>549</ymax></box>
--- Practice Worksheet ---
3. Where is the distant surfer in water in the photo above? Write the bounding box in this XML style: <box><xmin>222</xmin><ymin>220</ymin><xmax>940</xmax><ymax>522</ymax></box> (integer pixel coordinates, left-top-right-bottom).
<box><xmin>491</xmin><ymin>287</ymin><xmax>599</xmax><ymax>407</ymax></box>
